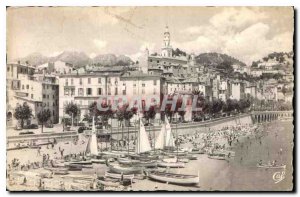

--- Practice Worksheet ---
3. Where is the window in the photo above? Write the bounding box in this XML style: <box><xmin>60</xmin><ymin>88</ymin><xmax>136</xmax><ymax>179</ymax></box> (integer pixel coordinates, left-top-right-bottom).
<box><xmin>87</xmin><ymin>88</ymin><xmax>92</xmax><ymax>96</ymax></box>
<box><xmin>31</xmin><ymin>94</ymin><xmax>33</xmax><ymax>99</ymax></box>
<box><xmin>79</xmin><ymin>78</ymin><xmax>82</xmax><ymax>85</ymax></box>
<box><xmin>53</xmin><ymin>102</ymin><xmax>55</xmax><ymax>106</ymax></box>
<box><xmin>26</xmin><ymin>85</ymin><xmax>29</xmax><ymax>89</ymax></box>
<box><xmin>98</xmin><ymin>78</ymin><xmax>101</xmax><ymax>84</ymax></box>
<box><xmin>123</xmin><ymin>89</ymin><xmax>126</xmax><ymax>95</ymax></box>
<box><xmin>46</xmin><ymin>85</ymin><xmax>49</xmax><ymax>89</ymax></box>
<box><xmin>108</xmin><ymin>88</ymin><xmax>111</xmax><ymax>95</ymax></box>
<box><xmin>53</xmin><ymin>111</ymin><xmax>55</xmax><ymax>116</ymax></box>
<box><xmin>98</xmin><ymin>88</ymin><xmax>102</xmax><ymax>95</ymax></box>
<box><xmin>142</xmin><ymin>88</ymin><xmax>145</xmax><ymax>94</ymax></box>
<box><xmin>53</xmin><ymin>95</ymin><xmax>55</xmax><ymax>99</ymax></box>
<box><xmin>71</xmin><ymin>88</ymin><xmax>75</xmax><ymax>96</ymax></box>
<box><xmin>64</xmin><ymin>89</ymin><xmax>69</xmax><ymax>96</ymax></box>
<box><xmin>157</xmin><ymin>60</ymin><xmax>159</xmax><ymax>63</ymax></box>
<box><xmin>154</xmin><ymin>80</ymin><xmax>157</xmax><ymax>86</ymax></box>
<box><xmin>7</xmin><ymin>67</ymin><xmax>10</xmax><ymax>72</ymax></box>
<box><xmin>108</xmin><ymin>78</ymin><xmax>111</xmax><ymax>84</ymax></box>
<box><xmin>22</xmin><ymin>85</ymin><xmax>24</xmax><ymax>90</ymax></box>
<box><xmin>78</xmin><ymin>88</ymin><xmax>83</xmax><ymax>96</ymax></box>
<box><xmin>43</xmin><ymin>94</ymin><xmax>46</xmax><ymax>98</ymax></box>
<box><xmin>47</xmin><ymin>95</ymin><xmax>49</xmax><ymax>99</ymax></box>
<box><xmin>115</xmin><ymin>87</ymin><xmax>118</xmax><ymax>95</ymax></box>
<box><xmin>133</xmin><ymin>83</ymin><xmax>136</xmax><ymax>87</ymax></box>
<box><xmin>65</xmin><ymin>79</ymin><xmax>68</xmax><ymax>86</ymax></box>
<box><xmin>150</xmin><ymin>59</ymin><xmax>152</xmax><ymax>62</ymax></box>
<box><xmin>71</xmin><ymin>78</ymin><xmax>74</xmax><ymax>85</ymax></box>
<box><xmin>142</xmin><ymin>83</ymin><xmax>145</xmax><ymax>87</ymax></box>
<box><xmin>115</xmin><ymin>79</ymin><xmax>118</xmax><ymax>85</ymax></box>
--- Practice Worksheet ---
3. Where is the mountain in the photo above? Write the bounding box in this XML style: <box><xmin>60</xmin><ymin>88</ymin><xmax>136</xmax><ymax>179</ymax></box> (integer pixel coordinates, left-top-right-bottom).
<box><xmin>92</xmin><ymin>54</ymin><xmax>133</xmax><ymax>66</ymax></box>
<box><xmin>18</xmin><ymin>52</ymin><xmax>49</xmax><ymax>66</ymax></box>
<box><xmin>52</xmin><ymin>51</ymin><xmax>91</xmax><ymax>67</ymax></box>
<box><xmin>196</xmin><ymin>52</ymin><xmax>247</xmax><ymax>68</ymax></box>
<box><xmin>17</xmin><ymin>51</ymin><xmax>134</xmax><ymax>68</ymax></box>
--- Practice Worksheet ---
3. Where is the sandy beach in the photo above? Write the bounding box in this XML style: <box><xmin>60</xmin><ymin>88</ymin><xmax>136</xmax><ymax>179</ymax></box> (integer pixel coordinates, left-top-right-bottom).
<box><xmin>7</xmin><ymin>120</ymin><xmax>293</xmax><ymax>191</ymax></box>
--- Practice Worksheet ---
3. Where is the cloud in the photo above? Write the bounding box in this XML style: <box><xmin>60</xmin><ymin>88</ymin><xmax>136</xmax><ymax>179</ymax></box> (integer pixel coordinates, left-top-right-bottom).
<box><xmin>128</xmin><ymin>42</ymin><xmax>156</xmax><ymax>61</ymax></box>
<box><xmin>93</xmin><ymin>39</ymin><xmax>107</xmax><ymax>51</ymax></box>
<box><xmin>177</xmin><ymin>8</ymin><xmax>292</xmax><ymax>64</ymax></box>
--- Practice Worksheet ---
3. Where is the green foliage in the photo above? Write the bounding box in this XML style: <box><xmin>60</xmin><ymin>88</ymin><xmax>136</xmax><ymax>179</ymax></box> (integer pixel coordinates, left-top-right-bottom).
<box><xmin>13</xmin><ymin>102</ymin><xmax>33</xmax><ymax>128</ymax></box>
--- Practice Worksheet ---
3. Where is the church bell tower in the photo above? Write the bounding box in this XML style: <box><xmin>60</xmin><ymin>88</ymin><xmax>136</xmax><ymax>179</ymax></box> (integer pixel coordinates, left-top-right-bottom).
<box><xmin>161</xmin><ymin>25</ymin><xmax>173</xmax><ymax>57</ymax></box>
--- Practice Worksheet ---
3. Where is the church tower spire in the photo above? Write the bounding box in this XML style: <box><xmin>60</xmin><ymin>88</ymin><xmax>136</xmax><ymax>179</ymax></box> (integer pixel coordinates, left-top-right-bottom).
<box><xmin>161</xmin><ymin>25</ymin><xmax>172</xmax><ymax>57</ymax></box>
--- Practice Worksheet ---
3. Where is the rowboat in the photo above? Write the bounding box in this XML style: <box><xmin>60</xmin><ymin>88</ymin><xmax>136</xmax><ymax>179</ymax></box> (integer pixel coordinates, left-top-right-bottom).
<box><xmin>178</xmin><ymin>158</ymin><xmax>189</xmax><ymax>163</ymax></box>
<box><xmin>257</xmin><ymin>164</ymin><xmax>286</xmax><ymax>169</ymax></box>
<box><xmin>117</xmin><ymin>158</ymin><xmax>140</xmax><ymax>165</ymax></box>
<box><xmin>146</xmin><ymin>171</ymin><xmax>199</xmax><ymax>185</ymax></box>
<box><xmin>104</xmin><ymin>171</ymin><xmax>135</xmax><ymax>181</ymax></box>
<box><xmin>157</xmin><ymin>161</ymin><xmax>185</xmax><ymax>168</ymax></box>
<box><xmin>207</xmin><ymin>153</ymin><xmax>227</xmax><ymax>160</ymax></box>
<box><xmin>106</xmin><ymin>162</ymin><xmax>143</xmax><ymax>175</ymax></box>
<box><xmin>136</xmin><ymin>160</ymin><xmax>157</xmax><ymax>168</ymax></box>
<box><xmin>7</xmin><ymin>146</ymin><xmax>29</xmax><ymax>151</ymax></box>
<box><xmin>65</xmin><ymin>160</ymin><xmax>93</xmax><ymax>165</ymax></box>
<box><xmin>185</xmin><ymin>154</ymin><xmax>198</xmax><ymax>160</ymax></box>
<box><xmin>91</xmin><ymin>159</ymin><xmax>106</xmax><ymax>164</ymax></box>
<box><xmin>44</xmin><ymin>167</ymin><xmax>69</xmax><ymax>175</ymax></box>
<box><xmin>67</xmin><ymin>163</ymin><xmax>93</xmax><ymax>171</ymax></box>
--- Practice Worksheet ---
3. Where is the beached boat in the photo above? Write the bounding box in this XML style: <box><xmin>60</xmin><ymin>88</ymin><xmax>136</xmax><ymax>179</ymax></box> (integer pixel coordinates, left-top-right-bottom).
<box><xmin>207</xmin><ymin>153</ymin><xmax>228</xmax><ymax>160</ymax></box>
<box><xmin>104</xmin><ymin>171</ymin><xmax>135</xmax><ymax>181</ymax></box>
<box><xmin>65</xmin><ymin>160</ymin><xmax>93</xmax><ymax>165</ymax></box>
<box><xmin>157</xmin><ymin>161</ymin><xmax>185</xmax><ymax>168</ymax></box>
<box><xmin>256</xmin><ymin>163</ymin><xmax>286</xmax><ymax>169</ymax></box>
<box><xmin>7</xmin><ymin>145</ymin><xmax>29</xmax><ymax>151</ymax></box>
<box><xmin>44</xmin><ymin>167</ymin><xmax>69</xmax><ymax>175</ymax></box>
<box><xmin>67</xmin><ymin>163</ymin><xmax>93</xmax><ymax>171</ymax></box>
<box><xmin>118</xmin><ymin>158</ymin><xmax>140</xmax><ymax>165</ymax></box>
<box><xmin>106</xmin><ymin>162</ymin><xmax>143</xmax><ymax>175</ymax></box>
<box><xmin>178</xmin><ymin>158</ymin><xmax>189</xmax><ymax>163</ymax></box>
<box><xmin>91</xmin><ymin>159</ymin><xmax>106</xmax><ymax>164</ymax></box>
<box><xmin>146</xmin><ymin>171</ymin><xmax>199</xmax><ymax>185</ymax></box>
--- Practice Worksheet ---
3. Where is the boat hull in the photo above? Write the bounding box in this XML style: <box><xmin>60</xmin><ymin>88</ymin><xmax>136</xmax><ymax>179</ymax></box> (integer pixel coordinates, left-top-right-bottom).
<box><xmin>148</xmin><ymin>171</ymin><xmax>199</xmax><ymax>185</ymax></box>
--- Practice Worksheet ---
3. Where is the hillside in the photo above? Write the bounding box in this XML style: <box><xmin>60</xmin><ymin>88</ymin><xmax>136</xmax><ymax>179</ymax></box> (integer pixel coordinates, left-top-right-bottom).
<box><xmin>196</xmin><ymin>52</ymin><xmax>247</xmax><ymax>68</ymax></box>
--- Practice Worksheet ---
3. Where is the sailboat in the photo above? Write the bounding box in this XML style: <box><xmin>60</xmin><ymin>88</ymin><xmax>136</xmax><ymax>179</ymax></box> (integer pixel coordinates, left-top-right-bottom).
<box><xmin>108</xmin><ymin>117</ymin><xmax>153</xmax><ymax>173</ymax></box>
<box><xmin>155</xmin><ymin>115</ymin><xmax>185</xmax><ymax>168</ymax></box>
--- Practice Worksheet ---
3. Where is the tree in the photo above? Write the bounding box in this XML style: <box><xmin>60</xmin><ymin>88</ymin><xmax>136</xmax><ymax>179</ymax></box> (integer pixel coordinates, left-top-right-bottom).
<box><xmin>13</xmin><ymin>102</ymin><xmax>33</xmax><ymax>128</ymax></box>
<box><xmin>64</xmin><ymin>102</ymin><xmax>80</xmax><ymax>125</ymax></box>
<box><xmin>143</xmin><ymin>105</ymin><xmax>157</xmax><ymax>124</ymax></box>
<box><xmin>37</xmin><ymin>109</ymin><xmax>51</xmax><ymax>133</ymax></box>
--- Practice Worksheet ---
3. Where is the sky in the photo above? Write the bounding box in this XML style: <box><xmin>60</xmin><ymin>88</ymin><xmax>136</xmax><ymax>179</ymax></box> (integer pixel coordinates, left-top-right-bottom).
<box><xmin>7</xmin><ymin>6</ymin><xmax>294</xmax><ymax>65</ymax></box>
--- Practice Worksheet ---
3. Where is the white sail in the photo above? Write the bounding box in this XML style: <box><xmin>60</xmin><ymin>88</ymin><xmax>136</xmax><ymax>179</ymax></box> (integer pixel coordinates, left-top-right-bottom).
<box><xmin>86</xmin><ymin>117</ymin><xmax>99</xmax><ymax>155</ymax></box>
<box><xmin>136</xmin><ymin>119</ymin><xmax>152</xmax><ymax>154</ymax></box>
<box><xmin>155</xmin><ymin>123</ymin><xmax>165</xmax><ymax>150</ymax></box>
<box><xmin>165</xmin><ymin>116</ymin><xmax>175</xmax><ymax>147</ymax></box>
